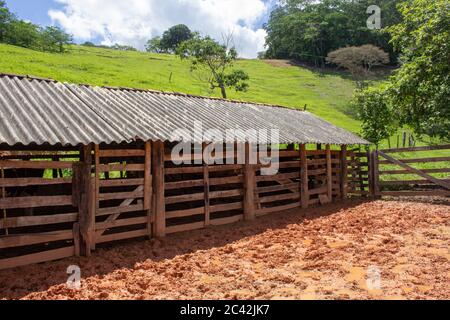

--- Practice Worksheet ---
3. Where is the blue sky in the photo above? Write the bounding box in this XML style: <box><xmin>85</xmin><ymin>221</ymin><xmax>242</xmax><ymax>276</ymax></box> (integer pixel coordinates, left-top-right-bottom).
<box><xmin>5</xmin><ymin>0</ymin><xmax>61</xmax><ymax>26</ymax></box>
<box><xmin>5</xmin><ymin>0</ymin><xmax>276</xmax><ymax>58</ymax></box>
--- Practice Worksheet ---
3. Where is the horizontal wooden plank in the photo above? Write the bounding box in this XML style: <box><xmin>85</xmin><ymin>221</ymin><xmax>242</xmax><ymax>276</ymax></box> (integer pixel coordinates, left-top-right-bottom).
<box><xmin>166</xmin><ymin>207</ymin><xmax>205</xmax><ymax>219</ymax></box>
<box><xmin>208</xmin><ymin>164</ymin><xmax>243</xmax><ymax>173</ymax></box>
<box><xmin>165</xmin><ymin>179</ymin><xmax>203</xmax><ymax>190</ymax></box>
<box><xmin>97</xmin><ymin>204</ymin><xmax>145</xmax><ymax>217</ymax></box>
<box><xmin>0</xmin><ymin>195</ymin><xmax>72</xmax><ymax>209</ymax></box>
<box><xmin>0</xmin><ymin>230</ymin><xmax>73</xmax><ymax>249</ymax></box>
<box><xmin>210</xmin><ymin>215</ymin><xmax>243</xmax><ymax>226</ymax></box>
<box><xmin>99</xmin><ymin>190</ymin><xmax>144</xmax><ymax>201</ymax></box>
<box><xmin>0</xmin><ymin>160</ymin><xmax>73</xmax><ymax>170</ymax></box>
<box><xmin>0</xmin><ymin>213</ymin><xmax>78</xmax><ymax>229</ymax></box>
<box><xmin>97</xmin><ymin>163</ymin><xmax>144</xmax><ymax>173</ymax></box>
<box><xmin>380</xmin><ymin>179</ymin><xmax>450</xmax><ymax>186</ymax></box>
<box><xmin>257</xmin><ymin>172</ymin><xmax>299</xmax><ymax>182</ymax></box>
<box><xmin>309</xmin><ymin>186</ymin><xmax>328</xmax><ymax>195</ymax></box>
<box><xmin>165</xmin><ymin>166</ymin><xmax>204</xmax><ymax>175</ymax></box>
<box><xmin>258</xmin><ymin>183</ymin><xmax>299</xmax><ymax>194</ymax></box>
<box><xmin>348</xmin><ymin>190</ymin><xmax>370</xmax><ymax>195</ymax></box>
<box><xmin>379</xmin><ymin>168</ymin><xmax>450</xmax><ymax>175</ymax></box>
<box><xmin>0</xmin><ymin>246</ymin><xmax>75</xmax><ymax>270</ymax></box>
<box><xmin>256</xmin><ymin>202</ymin><xmax>300</xmax><ymax>216</ymax></box>
<box><xmin>98</xmin><ymin>149</ymin><xmax>145</xmax><ymax>158</ymax></box>
<box><xmin>210</xmin><ymin>202</ymin><xmax>243</xmax><ymax>213</ymax></box>
<box><xmin>210</xmin><ymin>189</ymin><xmax>243</xmax><ymax>199</ymax></box>
<box><xmin>381</xmin><ymin>145</ymin><xmax>450</xmax><ymax>153</ymax></box>
<box><xmin>166</xmin><ymin>221</ymin><xmax>205</xmax><ymax>235</ymax></box>
<box><xmin>379</xmin><ymin>157</ymin><xmax>450</xmax><ymax>165</ymax></box>
<box><xmin>165</xmin><ymin>192</ymin><xmax>204</xmax><ymax>205</ymax></box>
<box><xmin>99</xmin><ymin>178</ymin><xmax>144</xmax><ymax>187</ymax></box>
<box><xmin>0</xmin><ymin>177</ymin><xmax>72</xmax><ymax>188</ymax></box>
<box><xmin>96</xmin><ymin>216</ymin><xmax>149</xmax><ymax>231</ymax></box>
<box><xmin>96</xmin><ymin>229</ymin><xmax>148</xmax><ymax>244</ymax></box>
<box><xmin>259</xmin><ymin>192</ymin><xmax>300</xmax><ymax>204</ymax></box>
<box><xmin>308</xmin><ymin>169</ymin><xmax>326</xmax><ymax>176</ymax></box>
<box><xmin>210</xmin><ymin>176</ymin><xmax>243</xmax><ymax>186</ymax></box>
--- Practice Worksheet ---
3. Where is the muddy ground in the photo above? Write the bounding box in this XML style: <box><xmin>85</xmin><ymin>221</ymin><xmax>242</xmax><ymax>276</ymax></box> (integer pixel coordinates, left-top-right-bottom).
<box><xmin>0</xmin><ymin>199</ymin><xmax>448</xmax><ymax>300</ymax></box>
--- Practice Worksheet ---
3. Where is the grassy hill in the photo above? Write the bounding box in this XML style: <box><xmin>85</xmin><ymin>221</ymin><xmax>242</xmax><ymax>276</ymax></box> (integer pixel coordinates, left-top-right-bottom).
<box><xmin>0</xmin><ymin>44</ymin><xmax>361</xmax><ymax>132</ymax></box>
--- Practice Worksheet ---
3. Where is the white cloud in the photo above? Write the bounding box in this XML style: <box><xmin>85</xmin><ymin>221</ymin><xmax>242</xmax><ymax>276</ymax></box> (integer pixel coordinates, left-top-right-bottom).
<box><xmin>48</xmin><ymin>0</ymin><xmax>269</xmax><ymax>58</ymax></box>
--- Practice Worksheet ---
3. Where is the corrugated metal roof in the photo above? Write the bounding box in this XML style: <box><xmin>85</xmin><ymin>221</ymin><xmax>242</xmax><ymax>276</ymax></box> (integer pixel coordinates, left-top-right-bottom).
<box><xmin>0</xmin><ymin>74</ymin><xmax>369</xmax><ymax>146</ymax></box>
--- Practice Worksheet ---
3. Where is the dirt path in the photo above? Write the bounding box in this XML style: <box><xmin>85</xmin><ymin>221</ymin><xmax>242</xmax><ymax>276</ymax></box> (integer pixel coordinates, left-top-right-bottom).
<box><xmin>0</xmin><ymin>200</ymin><xmax>448</xmax><ymax>300</ymax></box>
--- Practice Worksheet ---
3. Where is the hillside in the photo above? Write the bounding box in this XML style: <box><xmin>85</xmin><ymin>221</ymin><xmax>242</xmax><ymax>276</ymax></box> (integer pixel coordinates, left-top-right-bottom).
<box><xmin>0</xmin><ymin>44</ymin><xmax>362</xmax><ymax>133</ymax></box>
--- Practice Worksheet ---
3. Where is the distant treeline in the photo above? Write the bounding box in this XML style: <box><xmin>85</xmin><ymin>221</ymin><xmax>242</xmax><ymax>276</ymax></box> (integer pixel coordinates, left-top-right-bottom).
<box><xmin>81</xmin><ymin>41</ymin><xmax>138</xmax><ymax>52</ymax></box>
<box><xmin>0</xmin><ymin>1</ymin><xmax>72</xmax><ymax>53</ymax></box>
<box><xmin>263</xmin><ymin>0</ymin><xmax>403</xmax><ymax>66</ymax></box>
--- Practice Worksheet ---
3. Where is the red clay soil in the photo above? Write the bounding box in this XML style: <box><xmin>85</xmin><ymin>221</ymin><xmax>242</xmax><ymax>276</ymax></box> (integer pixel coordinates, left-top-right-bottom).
<box><xmin>0</xmin><ymin>199</ymin><xmax>448</xmax><ymax>300</ymax></box>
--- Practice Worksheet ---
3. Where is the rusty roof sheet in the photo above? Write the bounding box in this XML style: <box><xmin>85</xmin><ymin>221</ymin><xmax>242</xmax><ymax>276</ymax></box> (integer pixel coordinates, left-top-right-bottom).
<box><xmin>0</xmin><ymin>74</ymin><xmax>369</xmax><ymax>146</ymax></box>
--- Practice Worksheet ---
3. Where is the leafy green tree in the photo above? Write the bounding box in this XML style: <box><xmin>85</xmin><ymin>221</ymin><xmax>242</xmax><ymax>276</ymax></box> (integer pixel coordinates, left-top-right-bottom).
<box><xmin>352</xmin><ymin>87</ymin><xmax>398</xmax><ymax>148</ymax></box>
<box><xmin>5</xmin><ymin>20</ymin><xmax>41</xmax><ymax>49</ymax></box>
<box><xmin>0</xmin><ymin>0</ymin><xmax>15</xmax><ymax>42</ymax></box>
<box><xmin>41</xmin><ymin>26</ymin><xmax>72</xmax><ymax>53</ymax></box>
<box><xmin>177</xmin><ymin>35</ymin><xmax>249</xmax><ymax>99</ymax></box>
<box><xmin>386</xmin><ymin>0</ymin><xmax>450</xmax><ymax>140</ymax></box>
<box><xmin>160</xmin><ymin>24</ymin><xmax>193</xmax><ymax>53</ymax></box>
<box><xmin>264</xmin><ymin>0</ymin><xmax>402</xmax><ymax>66</ymax></box>
<box><xmin>82</xmin><ymin>41</ymin><xmax>96</xmax><ymax>47</ymax></box>
<box><xmin>146</xmin><ymin>36</ymin><xmax>164</xmax><ymax>53</ymax></box>
<box><xmin>110</xmin><ymin>43</ymin><xmax>137</xmax><ymax>51</ymax></box>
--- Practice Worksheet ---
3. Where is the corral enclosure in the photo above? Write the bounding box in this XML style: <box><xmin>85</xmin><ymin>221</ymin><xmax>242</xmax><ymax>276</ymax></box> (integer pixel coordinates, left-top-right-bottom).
<box><xmin>0</xmin><ymin>73</ymin><xmax>374</xmax><ymax>270</ymax></box>
<box><xmin>0</xmin><ymin>141</ymin><xmax>372</xmax><ymax>269</ymax></box>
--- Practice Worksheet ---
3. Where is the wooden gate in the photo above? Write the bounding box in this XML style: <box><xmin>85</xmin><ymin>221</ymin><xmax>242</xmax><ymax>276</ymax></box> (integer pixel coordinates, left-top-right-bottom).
<box><xmin>373</xmin><ymin>145</ymin><xmax>450</xmax><ymax>197</ymax></box>
<box><xmin>89</xmin><ymin>143</ymin><xmax>153</xmax><ymax>251</ymax></box>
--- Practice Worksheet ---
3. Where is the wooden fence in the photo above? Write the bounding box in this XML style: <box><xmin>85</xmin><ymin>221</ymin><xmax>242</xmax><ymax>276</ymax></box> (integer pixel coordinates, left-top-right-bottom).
<box><xmin>0</xmin><ymin>142</ymin><xmax>373</xmax><ymax>270</ymax></box>
<box><xmin>373</xmin><ymin>145</ymin><xmax>450</xmax><ymax>197</ymax></box>
<box><xmin>0</xmin><ymin>147</ymin><xmax>80</xmax><ymax>269</ymax></box>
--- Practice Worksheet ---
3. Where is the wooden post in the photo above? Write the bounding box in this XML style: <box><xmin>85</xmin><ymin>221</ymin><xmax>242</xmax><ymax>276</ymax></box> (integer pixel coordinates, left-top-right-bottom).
<box><xmin>373</xmin><ymin>150</ymin><xmax>380</xmax><ymax>197</ymax></box>
<box><xmin>152</xmin><ymin>141</ymin><xmax>166</xmax><ymax>237</ymax></box>
<box><xmin>326</xmin><ymin>145</ymin><xmax>333</xmax><ymax>202</ymax></box>
<box><xmin>204</xmin><ymin>164</ymin><xmax>210</xmax><ymax>226</ymax></box>
<box><xmin>1</xmin><ymin>164</ymin><xmax>8</xmax><ymax>235</ymax></box>
<box><xmin>368</xmin><ymin>150</ymin><xmax>374</xmax><ymax>197</ymax></box>
<box><xmin>73</xmin><ymin>223</ymin><xmax>80</xmax><ymax>257</ymax></box>
<box><xmin>144</xmin><ymin>141</ymin><xmax>153</xmax><ymax>238</ymax></box>
<box><xmin>340</xmin><ymin>145</ymin><xmax>348</xmax><ymax>200</ymax></box>
<box><xmin>93</xmin><ymin>144</ymin><xmax>100</xmax><ymax>251</ymax></box>
<box><xmin>75</xmin><ymin>144</ymin><xmax>95</xmax><ymax>257</ymax></box>
<box><xmin>203</xmin><ymin>143</ymin><xmax>210</xmax><ymax>226</ymax></box>
<box><xmin>300</xmin><ymin>144</ymin><xmax>309</xmax><ymax>209</ymax></box>
<box><xmin>244</xmin><ymin>143</ymin><xmax>256</xmax><ymax>221</ymax></box>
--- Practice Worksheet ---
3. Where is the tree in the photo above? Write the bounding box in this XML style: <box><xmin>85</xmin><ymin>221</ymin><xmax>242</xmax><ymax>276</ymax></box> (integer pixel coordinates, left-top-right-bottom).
<box><xmin>110</xmin><ymin>43</ymin><xmax>137</xmax><ymax>51</ymax></box>
<box><xmin>326</xmin><ymin>45</ymin><xmax>389</xmax><ymax>81</ymax></box>
<box><xmin>385</xmin><ymin>0</ymin><xmax>450</xmax><ymax>140</ymax></box>
<box><xmin>160</xmin><ymin>24</ymin><xmax>193</xmax><ymax>53</ymax></box>
<box><xmin>264</xmin><ymin>0</ymin><xmax>402</xmax><ymax>66</ymax></box>
<box><xmin>146</xmin><ymin>36</ymin><xmax>164</xmax><ymax>53</ymax></box>
<box><xmin>82</xmin><ymin>41</ymin><xmax>96</xmax><ymax>47</ymax></box>
<box><xmin>41</xmin><ymin>26</ymin><xmax>72</xmax><ymax>53</ymax></box>
<box><xmin>0</xmin><ymin>0</ymin><xmax>14</xmax><ymax>42</ymax></box>
<box><xmin>5</xmin><ymin>20</ymin><xmax>41</xmax><ymax>50</ymax></box>
<box><xmin>352</xmin><ymin>86</ymin><xmax>397</xmax><ymax>148</ymax></box>
<box><xmin>177</xmin><ymin>35</ymin><xmax>249</xmax><ymax>99</ymax></box>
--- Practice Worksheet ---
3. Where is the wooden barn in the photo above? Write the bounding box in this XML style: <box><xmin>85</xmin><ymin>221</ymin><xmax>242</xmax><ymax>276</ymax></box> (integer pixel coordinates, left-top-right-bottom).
<box><xmin>0</xmin><ymin>74</ymin><xmax>370</xmax><ymax>270</ymax></box>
